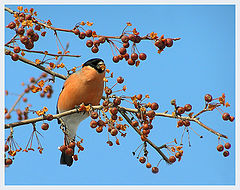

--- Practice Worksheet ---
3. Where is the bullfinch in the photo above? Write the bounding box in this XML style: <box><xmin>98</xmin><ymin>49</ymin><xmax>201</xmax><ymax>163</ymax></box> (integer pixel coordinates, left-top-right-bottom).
<box><xmin>57</xmin><ymin>58</ymin><xmax>106</xmax><ymax>166</ymax></box>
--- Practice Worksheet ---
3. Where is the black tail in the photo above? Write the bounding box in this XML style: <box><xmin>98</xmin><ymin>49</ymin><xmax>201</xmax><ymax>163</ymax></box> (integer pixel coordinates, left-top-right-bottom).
<box><xmin>60</xmin><ymin>151</ymin><xmax>73</xmax><ymax>167</ymax></box>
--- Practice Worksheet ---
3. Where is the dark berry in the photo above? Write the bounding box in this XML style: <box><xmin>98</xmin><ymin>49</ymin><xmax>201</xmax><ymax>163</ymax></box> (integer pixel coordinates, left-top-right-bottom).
<box><xmin>91</xmin><ymin>111</ymin><xmax>98</xmax><ymax>119</ymax></box>
<box><xmin>217</xmin><ymin>144</ymin><xmax>224</xmax><ymax>152</ymax></box>
<box><xmin>119</xmin><ymin>47</ymin><xmax>127</xmax><ymax>55</ymax></box>
<box><xmin>79</xmin><ymin>32</ymin><xmax>86</xmax><ymax>39</ymax></box>
<box><xmin>86</xmin><ymin>40</ymin><xmax>93</xmax><ymax>47</ymax></box>
<box><xmin>117</xmin><ymin>76</ymin><xmax>124</xmax><ymax>84</ymax></box>
<box><xmin>169</xmin><ymin>156</ymin><xmax>176</xmax><ymax>163</ymax></box>
<box><xmin>222</xmin><ymin>113</ymin><xmax>230</xmax><ymax>121</ymax></box>
<box><xmin>41</xmin><ymin>123</ymin><xmax>49</xmax><ymax>130</ymax></box>
<box><xmin>184</xmin><ymin>104</ymin><xmax>192</xmax><ymax>112</ymax></box>
<box><xmin>166</xmin><ymin>38</ymin><xmax>173</xmax><ymax>47</ymax></box>
<box><xmin>131</xmin><ymin>53</ymin><xmax>138</xmax><ymax>61</ymax></box>
<box><xmin>224</xmin><ymin>143</ymin><xmax>231</xmax><ymax>149</ymax></box>
<box><xmin>152</xmin><ymin>167</ymin><xmax>159</xmax><ymax>174</ymax></box>
<box><xmin>90</xmin><ymin>120</ymin><xmax>98</xmax><ymax>128</ymax></box>
<box><xmin>85</xmin><ymin>30</ymin><xmax>92</xmax><ymax>37</ymax></box>
<box><xmin>205</xmin><ymin>94</ymin><xmax>212</xmax><ymax>102</ymax></box>
<box><xmin>113</xmin><ymin>56</ymin><xmax>119</xmax><ymax>63</ymax></box>
<box><xmin>177</xmin><ymin>107</ymin><xmax>185</xmax><ymax>115</ymax></box>
<box><xmin>139</xmin><ymin>157</ymin><xmax>146</xmax><ymax>164</ymax></box>
<box><xmin>121</xmin><ymin>35</ymin><xmax>129</xmax><ymax>43</ymax></box>
<box><xmin>151</xmin><ymin>102</ymin><xmax>159</xmax><ymax>110</ymax></box>
<box><xmin>139</xmin><ymin>53</ymin><xmax>147</xmax><ymax>60</ymax></box>
<box><xmin>223</xmin><ymin>150</ymin><xmax>229</xmax><ymax>157</ymax></box>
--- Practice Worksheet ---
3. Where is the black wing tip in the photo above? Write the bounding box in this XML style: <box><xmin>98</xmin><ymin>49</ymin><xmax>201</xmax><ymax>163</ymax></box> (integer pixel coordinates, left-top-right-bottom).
<box><xmin>60</xmin><ymin>152</ymin><xmax>73</xmax><ymax>167</ymax></box>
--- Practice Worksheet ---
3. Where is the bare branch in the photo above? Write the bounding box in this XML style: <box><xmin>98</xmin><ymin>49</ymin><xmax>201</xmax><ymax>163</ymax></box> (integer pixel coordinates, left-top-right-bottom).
<box><xmin>5</xmin><ymin>49</ymin><xmax>67</xmax><ymax>80</ymax></box>
<box><xmin>5</xmin><ymin>44</ymin><xmax>81</xmax><ymax>58</ymax></box>
<box><xmin>119</xmin><ymin>110</ymin><xmax>171</xmax><ymax>164</ymax></box>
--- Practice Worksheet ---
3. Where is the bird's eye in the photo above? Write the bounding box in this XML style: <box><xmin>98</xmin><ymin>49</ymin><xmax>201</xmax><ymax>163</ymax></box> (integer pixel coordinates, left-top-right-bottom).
<box><xmin>99</xmin><ymin>64</ymin><xmax>106</xmax><ymax>71</ymax></box>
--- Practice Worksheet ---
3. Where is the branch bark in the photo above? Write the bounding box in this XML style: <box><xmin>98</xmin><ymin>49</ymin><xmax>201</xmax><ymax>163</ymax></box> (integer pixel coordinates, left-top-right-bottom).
<box><xmin>5</xmin><ymin>49</ymin><xmax>67</xmax><ymax>80</ymax></box>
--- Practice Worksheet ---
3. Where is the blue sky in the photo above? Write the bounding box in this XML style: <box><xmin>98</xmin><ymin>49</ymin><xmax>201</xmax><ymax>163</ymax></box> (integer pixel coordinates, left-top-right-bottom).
<box><xmin>4</xmin><ymin>4</ymin><xmax>235</xmax><ymax>186</ymax></box>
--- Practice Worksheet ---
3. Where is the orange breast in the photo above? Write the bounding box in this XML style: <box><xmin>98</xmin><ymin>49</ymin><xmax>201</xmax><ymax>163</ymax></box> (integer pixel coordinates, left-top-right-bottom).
<box><xmin>57</xmin><ymin>66</ymin><xmax>105</xmax><ymax>112</ymax></box>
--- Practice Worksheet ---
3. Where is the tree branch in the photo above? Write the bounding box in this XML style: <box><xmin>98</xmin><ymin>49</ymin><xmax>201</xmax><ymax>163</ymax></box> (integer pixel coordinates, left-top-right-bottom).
<box><xmin>5</xmin><ymin>44</ymin><xmax>81</xmax><ymax>58</ymax></box>
<box><xmin>119</xmin><ymin>110</ymin><xmax>171</xmax><ymax>164</ymax></box>
<box><xmin>5</xmin><ymin>49</ymin><xmax>67</xmax><ymax>80</ymax></box>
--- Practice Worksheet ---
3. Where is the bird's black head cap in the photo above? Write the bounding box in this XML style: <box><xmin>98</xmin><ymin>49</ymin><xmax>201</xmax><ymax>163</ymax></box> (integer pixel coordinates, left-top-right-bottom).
<box><xmin>82</xmin><ymin>58</ymin><xmax>105</xmax><ymax>73</ymax></box>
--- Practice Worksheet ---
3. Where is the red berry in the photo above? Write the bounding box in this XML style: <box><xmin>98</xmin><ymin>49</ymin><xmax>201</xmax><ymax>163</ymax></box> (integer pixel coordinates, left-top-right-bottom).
<box><xmin>113</xmin><ymin>56</ymin><xmax>119</xmax><ymax>63</ymax></box>
<box><xmin>136</xmin><ymin>94</ymin><xmax>142</xmax><ymax>100</ymax></box>
<box><xmin>155</xmin><ymin>40</ymin><xmax>165</xmax><ymax>49</ymax></box>
<box><xmin>79</xmin><ymin>32</ymin><xmax>86</xmax><ymax>39</ymax></box>
<box><xmin>135</xmin><ymin>35</ymin><xmax>141</xmax><ymax>43</ymax></box>
<box><xmin>143</xmin><ymin>124</ymin><xmax>149</xmax><ymax>130</ymax></box>
<box><xmin>25</xmin><ymin>40</ymin><xmax>34</xmax><ymax>50</ymax></box>
<box><xmin>99</xmin><ymin>36</ymin><xmax>106</xmax><ymax>43</ymax></box>
<box><xmin>229</xmin><ymin>116</ymin><xmax>235</xmax><ymax>122</ymax></box>
<box><xmin>73</xmin><ymin>154</ymin><xmax>78</xmax><ymax>161</ymax></box>
<box><xmin>127</xmin><ymin>59</ymin><xmax>135</xmax><ymax>66</ymax></box>
<box><xmin>217</xmin><ymin>144</ymin><xmax>224</xmax><ymax>152</ymax></box>
<box><xmin>184</xmin><ymin>104</ymin><xmax>192</xmax><ymax>112</ymax></box>
<box><xmin>41</xmin><ymin>123</ymin><xmax>49</xmax><ymax>130</ymax></box>
<box><xmin>65</xmin><ymin>147</ymin><xmax>73</xmax><ymax>156</ymax></box>
<box><xmin>11</xmin><ymin>53</ymin><xmax>19</xmax><ymax>61</ymax></box>
<box><xmin>97</xmin><ymin>120</ymin><xmax>105</xmax><ymax>127</ymax></box>
<box><xmin>177</xmin><ymin>120</ymin><xmax>184</xmax><ymax>127</ymax></box>
<box><xmin>31</xmin><ymin>33</ymin><xmax>39</xmax><ymax>42</ymax></box>
<box><xmin>183</xmin><ymin>120</ymin><xmax>190</xmax><ymax>126</ymax></box>
<box><xmin>224</xmin><ymin>143</ymin><xmax>231</xmax><ymax>149</ymax></box>
<box><xmin>73</xmin><ymin>29</ymin><xmax>80</xmax><ymax>35</ymax></box>
<box><xmin>85</xmin><ymin>30</ymin><xmax>92</xmax><ymax>37</ymax></box>
<box><xmin>166</xmin><ymin>38</ymin><xmax>173</xmax><ymax>47</ymax></box>
<box><xmin>46</xmin><ymin>114</ymin><xmax>54</xmax><ymax>121</ymax></box>
<box><xmin>117</xmin><ymin>76</ymin><xmax>124</xmax><ymax>84</ymax></box>
<box><xmin>111</xmin><ymin>114</ymin><xmax>118</xmax><ymax>120</ymax></box>
<box><xmin>175</xmin><ymin>152</ymin><xmax>182</xmax><ymax>158</ymax></box>
<box><xmin>93</xmin><ymin>40</ymin><xmax>100</xmax><ymax>46</ymax></box>
<box><xmin>151</xmin><ymin>102</ymin><xmax>159</xmax><ymax>110</ymax></box>
<box><xmin>5</xmin><ymin>144</ymin><xmax>9</xmax><ymax>152</ymax></box>
<box><xmin>222</xmin><ymin>113</ymin><xmax>230</xmax><ymax>121</ymax></box>
<box><xmin>34</xmin><ymin>24</ymin><xmax>41</xmax><ymax>31</ymax></box>
<box><xmin>26</xmin><ymin>29</ymin><xmax>34</xmax><ymax>37</ymax></box>
<box><xmin>169</xmin><ymin>156</ymin><xmax>176</xmax><ymax>163</ymax></box>
<box><xmin>121</xmin><ymin>35</ymin><xmax>129</xmax><ymax>43</ymax></box>
<box><xmin>22</xmin><ymin>97</ymin><xmax>27</xmax><ymax>102</ymax></box>
<box><xmin>147</xmin><ymin>110</ymin><xmax>155</xmax><ymax>118</ymax></box>
<box><xmin>5</xmin><ymin>113</ymin><xmax>11</xmax><ymax>119</ymax></box>
<box><xmin>96</xmin><ymin>126</ymin><xmax>103</xmax><ymax>133</ymax></box>
<box><xmin>139</xmin><ymin>157</ymin><xmax>146</xmax><ymax>164</ymax></box>
<box><xmin>119</xmin><ymin>47</ymin><xmax>127</xmax><ymax>55</ymax></box>
<box><xmin>129</xmin><ymin>34</ymin><xmax>136</xmax><ymax>42</ymax></box>
<box><xmin>20</xmin><ymin>36</ymin><xmax>29</xmax><ymax>45</ymax></box>
<box><xmin>131</xmin><ymin>53</ymin><xmax>138</xmax><ymax>61</ymax></box>
<box><xmin>102</xmin><ymin>100</ymin><xmax>109</xmax><ymax>107</ymax></box>
<box><xmin>68</xmin><ymin>142</ymin><xmax>75</xmax><ymax>148</ymax></box>
<box><xmin>113</xmin><ymin>97</ymin><xmax>121</xmax><ymax>106</ymax></box>
<box><xmin>86</xmin><ymin>40</ymin><xmax>93</xmax><ymax>47</ymax></box>
<box><xmin>131</xmin><ymin>121</ymin><xmax>139</xmax><ymax>127</ymax></box>
<box><xmin>7</xmin><ymin>22</ymin><xmax>16</xmax><ymax>29</ymax></box>
<box><xmin>91</xmin><ymin>111</ymin><xmax>98</xmax><ymax>119</ymax></box>
<box><xmin>123</xmin><ymin>42</ymin><xmax>130</xmax><ymax>48</ymax></box>
<box><xmin>13</xmin><ymin>46</ymin><xmax>21</xmax><ymax>53</ymax></box>
<box><xmin>105</xmin><ymin>87</ymin><xmax>112</xmax><ymax>95</ymax></box>
<box><xmin>146</xmin><ymin>163</ymin><xmax>152</xmax><ymax>168</ymax></box>
<box><xmin>152</xmin><ymin>167</ymin><xmax>159</xmax><ymax>174</ymax></box>
<box><xmin>17</xmin><ymin>27</ymin><xmax>25</xmax><ymax>35</ymax></box>
<box><xmin>110</xmin><ymin>128</ymin><xmax>118</xmax><ymax>136</ymax></box>
<box><xmin>59</xmin><ymin>145</ymin><xmax>67</xmax><ymax>152</ymax></box>
<box><xmin>41</xmin><ymin>31</ymin><xmax>46</xmax><ymax>37</ymax></box>
<box><xmin>139</xmin><ymin>53</ymin><xmax>147</xmax><ymax>60</ymax></box>
<box><xmin>223</xmin><ymin>150</ymin><xmax>229</xmax><ymax>157</ymax></box>
<box><xmin>90</xmin><ymin>120</ymin><xmax>98</xmax><ymax>128</ymax></box>
<box><xmin>110</xmin><ymin>107</ymin><xmax>118</xmax><ymax>115</ymax></box>
<box><xmin>177</xmin><ymin>107</ymin><xmax>185</xmax><ymax>115</ymax></box>
<box><xmin>142</xmin><ymin>129</ymin><xmax>150</xmax><ymax>135</ymax></box>
<box><xmin>124</xmin><ymin>53</ymin><xmax>129</xmax><ymax>61</ymax></box>
<box><xmin>5</xmin><ymin>158</ymin><xmax>13</xmax><ymax>165</ymax></box>
<box><xmin>107</xmin><ymin>140</ymin><xmax>113</xmax><ymax>146</ymax></box>
<box><xmin>204</xmin><ymin>94</ymin><xmax>212</xmax><ymax>102</ymax></box>
<box><xmin>91</xmin><ymin>46</ymin><xmax>99</xmax><ymax>53</ymax></box>
<box><xmin>25</xmin><ymin>14</ymin><xmax>32</xmax><ymax>20</ymax></box>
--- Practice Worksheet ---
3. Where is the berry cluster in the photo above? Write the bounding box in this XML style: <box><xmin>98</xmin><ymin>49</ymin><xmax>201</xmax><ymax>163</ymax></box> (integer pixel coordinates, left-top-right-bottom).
<box><xmin>204</xmin><ymin>94</ymin><xmax>234</xmax><ymax>122</ymax></box>
<box><xmin>59</xmin><ymin>140</ymin><xmax>84</xmax><ymax>162</ymax></box>
<box><xmin>5</xmin><ymin>134</ymin><xmax>22</xmax><ymax>167</ymax></box>
<box><xmin>216</xmin><ymin>142</ymin><xmax>231</xmax><ymax>157</ymax></box>
<box><xmin>5</xmin><ymin>7</ymin><xmax>47</xmax><ymax>61</ymax></box>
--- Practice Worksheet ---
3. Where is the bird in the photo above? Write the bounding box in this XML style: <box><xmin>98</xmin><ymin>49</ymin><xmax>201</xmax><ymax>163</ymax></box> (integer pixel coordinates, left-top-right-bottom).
<box><xmin>57</xmin><ymin>58</ymin><xmax>106</xmax><ymax>166</ymax></box>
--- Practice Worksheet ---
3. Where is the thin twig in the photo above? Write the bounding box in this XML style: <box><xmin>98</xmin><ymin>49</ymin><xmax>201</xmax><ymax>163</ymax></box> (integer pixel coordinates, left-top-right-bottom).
<box><xmin>5</xmin><ymin>49</ymin><xmax>67</xmax><ymax>80</ymax></box>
